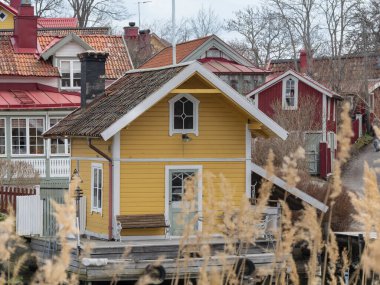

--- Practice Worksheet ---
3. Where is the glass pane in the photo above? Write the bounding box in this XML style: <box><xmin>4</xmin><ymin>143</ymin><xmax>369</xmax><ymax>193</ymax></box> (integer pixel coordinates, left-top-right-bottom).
<box><xmin>174</xmin><ymin>101</ymin><xmax>183</xmax><ymax>116</ymax></box>
<box><xmin>61</xmin><ymin>61</ymin><xmax>70</xmax><ymax>72</ymax></box>
<box><xmin>184</xmin><ymin>100</ymin><xmax>193</xmax><ymax>115</ymax></box>
<box><xmin>93</xmin><ymin>188</ymin><xmax>97</xmax><ymax>208</ymax></box>
<box><xmin>174</xmin><ymin>117</ymin><xmax>183</xmax><ymax>129</ymax></box>
<box><xmin>184</xmin><ymin>117</ymin><xmax>193</xmax><ymax>129</ymax></box>
<box><xmin>94</xmin><ymin>170</ymin><xmax>98</xmax><ymax>188</ymax></box>
<box><xmin>61</xmin><ymin>79</ymin><xmax>70</xmax><ymax>87</ymax></box>
<box><xmin>73</xmin><ymin>78</ymin><xmax>81</xmax><ymax>87</ymax></box>
<box><xmin>98</xmin><ymin>189</ymin><xmax>102</xmax><ymax>208</ymax></box>
<box><xmin>98</xmin><ymin>169</ymin><xmax>102</xmax><ymax>188</ymax></box>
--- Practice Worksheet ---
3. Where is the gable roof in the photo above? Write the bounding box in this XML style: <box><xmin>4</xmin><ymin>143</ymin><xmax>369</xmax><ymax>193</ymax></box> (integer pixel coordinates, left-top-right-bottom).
<box><xmin>0</xmin><ymin>34</ymin><xmax>132</xmax><ymax>79</ymax></box>
<box><xmin>140</xmin><ymin>36</ymin><xmax>212</xmax><ymax>68</ymax></box>
<box><xmin>248</xmin><ymin>69</ymin><xmax>342</xmax><ymax>99</ymax></box>
<box><xmin>270</xmin><ymin>53</ymin><xmax>380</xmax><ymax>95</ymax></box>
<box><xmin>37</xmin><ymin>18</ymin><xmax>78</xmax><ymax>28</ymax></box>
<box><xmin>44</xmin><ymin>61</ymin><xmax>288</xmax><ymax>141</ymax></box>
<box><xmin>0</xmin><ymin>2</ymin><xmax>18</xmax><ymax>15</ymax></box>
<box><xmin>251</xmin><ymin>162</ymin><xmax>328</xmax><ymax>212</ymax></box>
<box><xmin>140</xmin><ymin>35</ymin><xmax>265</xmax><ymax>71</ymax></box>
<box><xmin>40</xmin><ymin>33</ymin><xmax>93</xmax><ymax>60</ymax></box>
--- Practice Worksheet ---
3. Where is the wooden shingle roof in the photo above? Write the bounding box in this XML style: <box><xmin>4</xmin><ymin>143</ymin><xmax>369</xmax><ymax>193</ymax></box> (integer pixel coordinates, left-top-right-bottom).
<box><xmin>44</xmin><ymin>65</ymin><xmax>186</xmax><ymax>138</ymax></box>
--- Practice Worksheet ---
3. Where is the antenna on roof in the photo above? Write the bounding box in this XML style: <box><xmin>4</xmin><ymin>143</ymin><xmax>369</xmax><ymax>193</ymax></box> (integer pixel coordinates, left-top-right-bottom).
<box><xmin>172</xmin><ymin>0</ymin><xmax>176</xmax><ymax>65</ymax></box>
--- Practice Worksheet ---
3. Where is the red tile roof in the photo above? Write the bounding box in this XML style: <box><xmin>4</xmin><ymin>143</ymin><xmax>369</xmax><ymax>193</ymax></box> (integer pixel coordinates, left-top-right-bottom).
<box><xmin>0</xmin><ymin>34</ymin><xmax>132</xmax><ymax>79</ymax></box>
<box><xmin>37</xmin><ymin>18</ymin><xmax>78</xmax><ymax>28</ymax></box>
<box><xmin>0</xmin><ymin>83</ymin><xmax>80</xmax><ymax>109</ymax></box>
<box><xmin>140</xmin><ymin>36</ymin><xmax>212</xmax><ymax>68</ymax></box>
<box><xmin>199</xmin><ymin>58</ymin><xmax>270</xmax><ymax>74</ymax></box>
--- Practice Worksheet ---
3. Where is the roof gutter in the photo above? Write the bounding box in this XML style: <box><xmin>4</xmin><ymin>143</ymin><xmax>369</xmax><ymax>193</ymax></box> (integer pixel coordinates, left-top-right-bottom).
<box><xmin>88</xmin><ymin>138</ymin><xmax>113</xmax><ymax>240</ymax></box>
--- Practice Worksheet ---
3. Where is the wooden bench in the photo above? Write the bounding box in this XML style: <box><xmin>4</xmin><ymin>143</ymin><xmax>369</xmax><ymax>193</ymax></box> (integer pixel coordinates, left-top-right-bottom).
<box><xmin>115</xmin><ymin>214</ymin><xmax>168</xmax><ymax>240</ymax></box>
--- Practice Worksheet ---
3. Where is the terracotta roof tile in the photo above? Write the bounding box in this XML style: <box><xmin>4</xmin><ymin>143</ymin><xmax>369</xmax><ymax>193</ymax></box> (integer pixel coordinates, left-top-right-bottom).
<box><xmin>44</xmin><ymin>65</ymin><xmax>186</xmax><ymax>137</ymax></box>
<box><xmin>0</xmin><ymin>34</ymin><xmax>132</xmax><ymax>79</ymax></box>
<box><xmin>37</xmin><ymin>18</ymin><xmax>78</xmax><ymax>28</ymax></box>
<box><xmin>140</xmin><ymin>36</ymin><xmax>212</xmax><ymax>68</ymax></box>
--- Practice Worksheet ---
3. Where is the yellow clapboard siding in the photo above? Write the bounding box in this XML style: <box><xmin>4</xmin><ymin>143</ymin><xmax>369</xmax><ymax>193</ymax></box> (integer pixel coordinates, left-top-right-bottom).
<box><xmin>71</xmin><ymin>138</ymin><xmax>111</xmax><ymax>158</ymax></box>
<box><xmin>71</xmin><ymin>159</ymin><xmax>110</xmax><ymax>235</ymax></box>
<box><xmin>120</xmin><ymin>92</ymin><xmax>247</xmax><ymax>159</ymax></box>
<box><xmin>119</xmin><ymin>161</ymin><xmax>246</xmax><ymax>236</ymax></box>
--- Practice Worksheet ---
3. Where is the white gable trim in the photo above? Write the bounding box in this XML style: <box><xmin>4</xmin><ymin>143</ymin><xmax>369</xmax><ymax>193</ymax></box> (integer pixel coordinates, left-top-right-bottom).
<box><xmin>182</xmin><ymin>35</ymin><xmax>255</xmax><ymax>67</ymax></box>
<box><xmin>251</xmin><ymin>162</ymin><xmax>328</xmax><ymax>213</ymax></box>
<box><xmin>247</xmin><ymin>70</ymin><xmax>339</xmax><ymax>99</ymax></box>
<box><xmin>41</xmin><ymin>33</ymin><xmax>94</xmax><ymax>60</ymax></box>
<box><xmin>100</xmin><ymin>62</ymin><xmax>288</xmax><ymax>141</ymax></box>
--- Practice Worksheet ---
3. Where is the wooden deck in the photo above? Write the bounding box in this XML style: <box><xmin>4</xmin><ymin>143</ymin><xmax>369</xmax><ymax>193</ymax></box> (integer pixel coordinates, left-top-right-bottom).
<box><xmin>30</xmin><ymin>236</ymin><xmax>279</xmax><ymax>283</ymax></box>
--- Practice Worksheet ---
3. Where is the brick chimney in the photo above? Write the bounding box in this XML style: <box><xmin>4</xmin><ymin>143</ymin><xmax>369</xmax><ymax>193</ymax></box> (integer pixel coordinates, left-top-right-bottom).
<box><xmin>78</xmin><ymin>51</ymin><xmax>109</xmax><ymax>109</ymax></box>
<box><xmin>123</xmin><ymin>22</ymin><xmax>139</xmax><ymax>40</ymax></box>
<box><xmin>10</xmin><ymin>0</ymin><xmax>21</xmax><ymax>10</ymax></box>
<box><xmin>299</xmin><ymin>49</ymin><xmax>307</xmax><ymax>74</ymax></box>
<box><xmin>12</xmin><ymin>0</ymin><xmax>37</xmax><ymax>54</ymax></box>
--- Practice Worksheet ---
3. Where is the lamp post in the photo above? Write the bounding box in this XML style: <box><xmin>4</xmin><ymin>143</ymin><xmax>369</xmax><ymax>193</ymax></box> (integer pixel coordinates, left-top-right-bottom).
<box><xmin>138</xmin><ymin>1</ymin><xmax>152</xmax><ymax>27</ymax></box>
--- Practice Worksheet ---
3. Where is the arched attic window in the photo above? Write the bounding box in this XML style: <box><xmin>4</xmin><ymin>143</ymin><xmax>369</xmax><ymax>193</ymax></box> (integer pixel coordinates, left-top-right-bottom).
<box><xmin>282</xmin><ymin>76</ymin><xmax>298</xmax><ymax>110</ymax></box>
<box><xmin>169</xmin><ymin>94</ymin><xmax>199</xmax><ymax>136</ymax></box>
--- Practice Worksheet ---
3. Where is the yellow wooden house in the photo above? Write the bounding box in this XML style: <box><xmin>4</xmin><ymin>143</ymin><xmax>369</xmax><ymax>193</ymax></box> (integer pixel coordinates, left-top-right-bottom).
<box><xmin>45</xmin><ymin>59</ymin><xmax>288</xmax><ymax>240</ymax></box>
<box><xmin>0</xmin><ymin>2</ymin><xmax>17</xmax><ymax>29</ymax></box>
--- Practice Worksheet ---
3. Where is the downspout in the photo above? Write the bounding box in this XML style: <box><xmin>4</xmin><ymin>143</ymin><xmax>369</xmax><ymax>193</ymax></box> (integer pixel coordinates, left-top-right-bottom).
<box><xmin>88</xmin><ymin>138</ymin><xmax>113</xmax><ymax>240</ymax></box>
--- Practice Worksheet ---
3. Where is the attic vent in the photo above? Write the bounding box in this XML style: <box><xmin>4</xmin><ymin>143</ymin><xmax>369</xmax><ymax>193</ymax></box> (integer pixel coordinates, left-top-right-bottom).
<box><xmin>12</xmin><ymin>91</ymin><xmax>34</xmax><ymax>105</ymax></box>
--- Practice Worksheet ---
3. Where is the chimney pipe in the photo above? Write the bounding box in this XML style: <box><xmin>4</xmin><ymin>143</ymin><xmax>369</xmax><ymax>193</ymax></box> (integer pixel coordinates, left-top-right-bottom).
<box><xmin>78</xmin><ymin>51</ymin><xmax>109</xmax><ymax>109</ymax></box>
<box><xmin>12</xmin><ymin>0</ymin><xmax>37</xmax><ymax>53</ymax></box>
<box><xmin>123</xmin><ymin>22</ymin><xmax>139</xmax><ymax>40</ymax></box>
<box><xmin>299</xmin><ymin>49</ymin><xmax>307</xmax><ymax>74</ymax></box>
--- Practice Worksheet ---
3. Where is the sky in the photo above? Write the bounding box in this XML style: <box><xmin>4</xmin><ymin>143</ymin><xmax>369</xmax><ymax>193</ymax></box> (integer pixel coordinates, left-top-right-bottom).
<box><xmin>121</xmin><ymin>0</ymin><xmax>261</xmax><ymax>40</ymax></box>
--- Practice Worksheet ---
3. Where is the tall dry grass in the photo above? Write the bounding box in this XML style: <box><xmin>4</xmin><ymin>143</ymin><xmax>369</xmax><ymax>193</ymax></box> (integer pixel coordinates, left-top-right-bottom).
<box><xmin>0</xmin><ymin>102</ymin><xmax>378</xmax><ymax>285</ymax></box>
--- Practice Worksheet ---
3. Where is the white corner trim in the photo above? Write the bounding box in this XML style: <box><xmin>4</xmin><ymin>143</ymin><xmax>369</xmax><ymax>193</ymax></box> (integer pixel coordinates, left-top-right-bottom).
<box><xmin>245</xmin><ymin>125</ymin><xmax>252</xmax><ymax>198</ymax></box>
<box><xmin>322</xmin><ymin>95</ymin><xmax>327</xmax><ymax>142</ymax></box>
<box><xmin>100</xmin><ymin>61</ymin><xmax>288</xmax><ymax>141</ymax></box>
<box><xmin>164</xmin><ymin>165</ymin><xmax>203</xmax><ymax>236</ymax></box>
<box><xmin>112</xmin><ymin>131</ymin><xmax>121</xmax><ymax>237</ymax></box>
<box><xmin>168</xmin><ymin>93</ymin><xmax>200</xmax><ymax>136</ymax></box>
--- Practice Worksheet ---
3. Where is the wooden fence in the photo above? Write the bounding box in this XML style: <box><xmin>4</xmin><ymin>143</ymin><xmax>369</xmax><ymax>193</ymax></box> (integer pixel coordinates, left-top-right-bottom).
<box><xmin>0</xmin><ymin>185</ymin><xmax>37</xmax><ymax>213</ymax></box>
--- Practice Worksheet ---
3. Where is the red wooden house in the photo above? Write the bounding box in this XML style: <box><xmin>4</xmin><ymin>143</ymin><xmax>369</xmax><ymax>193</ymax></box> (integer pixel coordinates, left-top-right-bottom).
<box><xmin>247</xmin><ymin>69</ymin><xmax>342</xmax><ymax>179</ymax></box>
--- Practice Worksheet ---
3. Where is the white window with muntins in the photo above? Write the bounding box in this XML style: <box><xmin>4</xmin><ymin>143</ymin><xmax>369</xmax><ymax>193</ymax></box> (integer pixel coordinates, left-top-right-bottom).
<box><xmin>49</xmin><ymin>118</ymin><xmax>70</xmax><ymax>155</ymax></box>
<box><xmin>59</xmin><ymin>60</ymin><xmax>81</xmax><ymax>89</ymax></box>
<box><xmin>282</xmin><ymin>77</ymin><xmax>298</xmax><ymax>110</ymax></box>
<box><xmin>169</xmin><ymin>94</ymin><xmax>199</xmax><ymax>136</ymax></box>
<box><xmin>11</xmin><ymin>118</ymin><xmax>45</xmax><ymax>156</ymax></box>
<box><xmin>0</xmin><ymin>118</ymin><xmax>5</xmax><ymax>156</ymax></box>
<box><xmin>91</xmin><ymin>163</ymin><xmax>103</xmax><ymax>213</ymax></box>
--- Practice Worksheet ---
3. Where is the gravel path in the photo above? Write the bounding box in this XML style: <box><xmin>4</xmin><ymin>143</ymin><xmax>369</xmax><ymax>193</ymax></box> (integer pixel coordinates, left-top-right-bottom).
<box><xmin>342</xmin><ymin>143</ymin><xmax>380</xmax><ymax>194</ymax></box>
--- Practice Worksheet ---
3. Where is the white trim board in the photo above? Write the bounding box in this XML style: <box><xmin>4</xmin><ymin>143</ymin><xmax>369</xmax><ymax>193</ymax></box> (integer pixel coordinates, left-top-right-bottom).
<box><xmin>247</xmin><ymin>69</ymin><xmax>341</xmax><ymax>99</ymax></box>
<box><xmin>119</xmin><ymin>158</ymin><xmax>245</xmax><ymax>162</ymax></box>
<box><xmin>251</xmin><ymin>162</ymin><xmax>328</xmax><ymax>213</ymax></box>
<box><xmin>100</xmin><ymin>61</ymin><xmax>288</xmax><ymax>141</ymax></box>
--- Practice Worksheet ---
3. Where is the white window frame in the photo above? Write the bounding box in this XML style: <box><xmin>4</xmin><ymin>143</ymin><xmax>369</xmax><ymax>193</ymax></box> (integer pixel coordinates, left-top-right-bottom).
<box><xmin>327</xmin><ymin>97</ymin><xmax>331</xmax><ymax>120</ymax></box>
<box><xmin>169</xmin><ymin>93</ymin><xmax>200</xmax><ymax>136</ymax></box>
<box><xmin>370</xmin><ymin>93</ymin><xmax>375</xmax><ymax>112</ymax></box>
<box><xmin>59</xmin><ymin>59</ymin><xmax>81</xmax><ymax>90</ymax></box>
<box><xmin>332</xmin><ymin>99</ymin><xmax>336</xmax><ymax>121</ymax></box>
<box><xmin>48</xmin><ymin>117</ymin><xmax>70</xmax><ymax>156</ymax></box>
<box><xmin>164</xmin><ymin>165</ymin><xmax>203</xmax><ymax>235</ymax></box>
<box><xmin>11</xmin><ymin>117</ymin><xmax>45</xmax><ymax>157</ymax></box>
<box><xmin>282</xmin><ymin>76</ymin><xmax>298</xmax><ymax>110</ymax></box>
<box><xmin>91</xmin><ymin>163</ymin><xmax>103</xmax><ymax>213</ymax></box>
<box><xmin>0</xmin><ymin>118</ymin><xmax>6</xmax><ymax>157</ymax></box>
<box><xmin>0</xmin><ymin>10</ymin><xmax>8</xmax><ymax>22</ymax></box>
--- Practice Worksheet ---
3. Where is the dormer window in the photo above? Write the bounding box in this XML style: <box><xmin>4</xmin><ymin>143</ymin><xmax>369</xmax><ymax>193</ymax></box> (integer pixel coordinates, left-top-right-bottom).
<box><xmin>59</xmin><ymin>60</ymin><xmax>81</xmax><ymax>89</ymax></box>
<box><xmin>0</xmin><ymin>10</ymin><xmax>7</xmax><ymax>22</ymax></box>
<box><xmin>282</xmin><ymin>77</ymin><xmax>298</xmax><ymax>110</ymax></box>
<box><xmin>169</xmin><ymin>94</ymin><xmax>199</xmax><ymax>136</ymax></box>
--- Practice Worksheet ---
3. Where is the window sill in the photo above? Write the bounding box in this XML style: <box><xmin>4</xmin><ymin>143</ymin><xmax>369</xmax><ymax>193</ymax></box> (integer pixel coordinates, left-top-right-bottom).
<box><xmin>91</xmin><ymin>209</ymin><xmax>102</xmax><ymax>215</ymax></box>
<box><xmin>11</xmin><ymin>154</ymin><xmax>46</xmax><ymax>157</ymax></box>
<box><xmin>169</xmin><ymin>130</ymin><xmax>199</xmax><ymax>136</ymax></box>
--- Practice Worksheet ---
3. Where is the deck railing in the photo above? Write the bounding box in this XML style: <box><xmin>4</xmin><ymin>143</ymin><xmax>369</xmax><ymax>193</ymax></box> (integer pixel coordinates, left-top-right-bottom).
<box><xmin>50</xmin><ymin>158</ymin><xmax>70</xmax><ymax>177</ymax></box>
